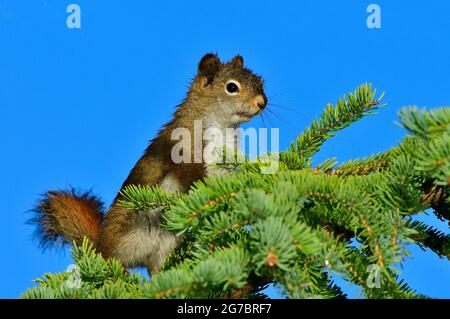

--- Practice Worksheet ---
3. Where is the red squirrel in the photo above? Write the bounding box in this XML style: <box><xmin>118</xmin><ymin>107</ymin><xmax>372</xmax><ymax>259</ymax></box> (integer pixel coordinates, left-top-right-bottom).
<box><xmin>31</xmin><ymin>53</ymin><xmax>267</xmax><ymax>274</ymax></box>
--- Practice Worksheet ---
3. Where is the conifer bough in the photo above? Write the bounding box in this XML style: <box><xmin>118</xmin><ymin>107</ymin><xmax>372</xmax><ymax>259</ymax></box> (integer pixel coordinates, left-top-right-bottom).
<box><xmin>22</xmin><ymin>84</ymin><xmax>450</xmax><ymax>299</ymax></box>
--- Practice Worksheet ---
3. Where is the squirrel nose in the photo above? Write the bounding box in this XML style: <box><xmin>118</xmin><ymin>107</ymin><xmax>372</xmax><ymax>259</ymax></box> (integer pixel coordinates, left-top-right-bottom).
<box><xmin>256</xmin><ymin>94</ymin><xmax>268</xmax><ymax>110</ymax></box>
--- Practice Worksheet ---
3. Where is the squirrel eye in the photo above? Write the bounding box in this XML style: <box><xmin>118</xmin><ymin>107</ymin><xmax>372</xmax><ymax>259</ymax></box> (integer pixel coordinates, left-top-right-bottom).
<box><xmin>225</xmin><ymin>80</ymin><xmax>241</xmax><ymax>95</ymax></box>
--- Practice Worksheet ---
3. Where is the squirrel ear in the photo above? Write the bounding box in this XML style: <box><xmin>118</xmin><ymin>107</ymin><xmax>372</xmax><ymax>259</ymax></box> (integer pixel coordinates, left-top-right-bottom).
<box><xmin>231</xmin><ymin>55</ymin><xmax>244</xmax><ymax>68</ymax></box>
<box><xmin>198</xmin><ymin>53</ymin><xmax>221</xmax><ymax>85</ymax></box>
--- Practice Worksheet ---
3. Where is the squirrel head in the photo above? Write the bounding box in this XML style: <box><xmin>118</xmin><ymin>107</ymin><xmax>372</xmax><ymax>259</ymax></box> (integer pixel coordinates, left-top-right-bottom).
<box><xmin>187</xmin><ymin>53</ymin><xmax>267</xmax><ymax>126</ymax></box>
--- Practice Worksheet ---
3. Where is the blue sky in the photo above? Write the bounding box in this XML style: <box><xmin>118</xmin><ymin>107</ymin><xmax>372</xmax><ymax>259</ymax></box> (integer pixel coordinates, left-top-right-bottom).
<box><xmin>1</xmin><ymin>0</ymin><xmax>449</xmax><ymax>298</ymax></box>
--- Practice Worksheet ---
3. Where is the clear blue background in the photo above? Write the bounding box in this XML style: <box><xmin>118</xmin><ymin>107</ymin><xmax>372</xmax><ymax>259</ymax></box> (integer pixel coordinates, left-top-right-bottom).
<box><xmin>1</xmin><ymin>0</ymin><xmax>449</xmax><ymax>298</ymax></box>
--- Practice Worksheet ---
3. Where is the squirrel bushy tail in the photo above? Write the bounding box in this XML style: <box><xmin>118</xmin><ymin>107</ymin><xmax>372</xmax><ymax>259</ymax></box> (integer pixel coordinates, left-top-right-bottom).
<box><xmin>30</xmin><ymin>189</ymin><xmax>104</xmax><ymax>248</ymax></box>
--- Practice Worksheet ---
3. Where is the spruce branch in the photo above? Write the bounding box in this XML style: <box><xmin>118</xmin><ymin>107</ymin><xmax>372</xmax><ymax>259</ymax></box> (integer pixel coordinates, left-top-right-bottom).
<box><xmin>282</xmin><ymin>83</ymin><xmax>385</xmax><ymax>169</ymax></box>
<box><xmin>408</xmin><ymin>220</ymin><xmax>450</xmax><ymax>260</ymax></box>
<box><xmin>118</xmin><ymin>184</ymin><xmax>183</xmax><ymax>211</ymax></box>
<box><xmin>324</xmin><ymin>151</ymin><xmax>392</xmax><ymax>177</ymax></box>
<box><xmin>398</xmin><ymin>106</ymin><xmax>450</xmax><ymax>139</ymax></box>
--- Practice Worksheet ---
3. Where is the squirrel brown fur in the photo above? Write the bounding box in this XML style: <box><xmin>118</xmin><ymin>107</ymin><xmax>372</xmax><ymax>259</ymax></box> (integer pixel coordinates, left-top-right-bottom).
<box><xmin>31</xmin><ymin>53</ymin><xmax>267</xmax><ymax>274</ymax></box>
